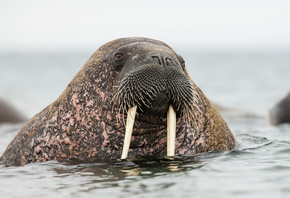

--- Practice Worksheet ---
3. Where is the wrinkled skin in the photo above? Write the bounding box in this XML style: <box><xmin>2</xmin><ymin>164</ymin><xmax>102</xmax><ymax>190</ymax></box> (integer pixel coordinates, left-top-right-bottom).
<box><xmin>1</xmin><ymin>37</ymin><xmax>236</xmax><ymax>166</ymax></box>
<box><xmin>269</xmin><ymin>91</ymin><xmax>290</xmax><ymax>125</ymax></box>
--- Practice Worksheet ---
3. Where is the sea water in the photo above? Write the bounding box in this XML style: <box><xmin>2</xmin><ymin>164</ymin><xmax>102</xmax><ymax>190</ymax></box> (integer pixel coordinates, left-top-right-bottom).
<box><xmin>0</xmin><ymin>50</ymin><xmax>290</xmax><ymax>198</ymax></box>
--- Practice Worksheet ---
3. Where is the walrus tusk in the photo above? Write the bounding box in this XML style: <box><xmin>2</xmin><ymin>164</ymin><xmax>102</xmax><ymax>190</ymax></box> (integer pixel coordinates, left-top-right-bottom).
<box><xmin>167</xmin><ymin>105</ymin><xmax>176</xmax><ymax>156</ymax></box>
<box><xmin>121</xmin><ymin>105</ymin><xmax>137</xmax><ymax>159</ymax></box>
<box><xmin>121</xmin><ymin>105</ymin><xmax>176</xmax><ymax>159</ymax></box>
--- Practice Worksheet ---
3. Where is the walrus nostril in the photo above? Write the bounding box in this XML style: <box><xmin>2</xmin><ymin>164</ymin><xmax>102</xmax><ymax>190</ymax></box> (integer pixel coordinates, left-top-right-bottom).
<box><xmin>151</xmin><ymin>55</ymin><xmax>174</xmax><ymax>67</ymax></box>
<box><xmin>165</xmin><ymin>58</ymin><xmax>174</xmax><ymax>66</ymax></box>
<box><xmin>152</xmin><ymin>56</ymin><xmax>161</xmax><ymax>65</ymax></box>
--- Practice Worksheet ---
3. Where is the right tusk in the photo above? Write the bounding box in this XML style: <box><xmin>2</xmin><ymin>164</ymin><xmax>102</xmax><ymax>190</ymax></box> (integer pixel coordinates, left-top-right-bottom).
<box><xmin>121</xmin><ymin>106</ymin><xmax>137</xmax><ymax>159</ymax></box>
<box><xmin>167</xmin><ymin>105</ymin><xmax>176</xmax><ymax>156</ymax></box>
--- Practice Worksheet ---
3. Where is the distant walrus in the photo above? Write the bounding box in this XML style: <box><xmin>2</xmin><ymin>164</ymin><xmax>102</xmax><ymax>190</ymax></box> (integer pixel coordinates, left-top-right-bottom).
<box><xmin>1</xmin><ymin>37</ymin><xmax>236</xmax><ymax>166</ymax></box>
<box><xmin>0</xmin><ymin>97</ymin><xmax>26</xmax><ymax>124</ymax></box>
<box><xmin>269</xmin><ymin>91</ymin><xmax>290</xmax><ymax>125</ymax></box>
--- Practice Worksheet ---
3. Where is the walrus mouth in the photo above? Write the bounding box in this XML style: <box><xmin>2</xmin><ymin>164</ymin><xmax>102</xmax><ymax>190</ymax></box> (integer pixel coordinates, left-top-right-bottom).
<box><xmin>113</xmin><ymin>64</ymin><xmax>201</xmax><ymax>159</ymax></box>
<box><xmin>120</xmin><ymin>104</ymin><xmax>176</xmax><ymax>159</ymax></box>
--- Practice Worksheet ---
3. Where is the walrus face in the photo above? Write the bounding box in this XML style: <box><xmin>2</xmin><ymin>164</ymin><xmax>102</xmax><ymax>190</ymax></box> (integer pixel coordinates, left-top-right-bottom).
<box><xmin>108</xmin><ymin>41</ymin><xmax>202</xmax><ymax>158</ymax></box>
<box><xmin>111</xmin><ymin>42</ymin><xmax>199</xmax><ymax>121</ymax></box>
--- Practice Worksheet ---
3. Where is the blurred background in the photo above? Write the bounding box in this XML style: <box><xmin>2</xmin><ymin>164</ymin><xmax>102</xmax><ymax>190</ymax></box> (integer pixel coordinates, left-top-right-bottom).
<box><xmin>1</xmin><ymin>2</ymin><xmax>290</xmax><ymax>197</ymax></box>
<box><xmin>1</xmin><ymin>0</ymin><xmax>290</xmax><ymax>119</ymax></box>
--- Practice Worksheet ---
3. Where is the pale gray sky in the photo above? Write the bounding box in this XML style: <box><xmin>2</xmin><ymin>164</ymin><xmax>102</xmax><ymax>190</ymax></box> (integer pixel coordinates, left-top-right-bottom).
<box><xmin>1</xmin><ymin>0</ymin><xmax>290</xmax><ymax>52</ymax></box>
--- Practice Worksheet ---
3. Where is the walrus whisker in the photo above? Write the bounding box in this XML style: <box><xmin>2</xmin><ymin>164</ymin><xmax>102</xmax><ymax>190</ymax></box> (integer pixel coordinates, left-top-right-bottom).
<box><xmin>136</xmin><ymin>93</ymin><xmax>147</xmax><ymax>110</ymax></box>
<box><xmin>132</xmin><ymin>90</ymin><xmax>148</xmax><ymax>108</ymax></box>
<box><xmin>175</xmin><ymin>86</ymin><xmax>193</xmax><ymax>104</ymax></box>
<box><xmin>120</xmin><ymin>105</ymin><xmax>125</xmax><ymax>126</ymax></box>
<box><xmin>133</xmin><ymin>97</ymin><xmax>142</xmax><ymax>107</ymax></box>
<box><xmin>180</xmin><ymin>99</ymin><xmax>200</xmax><ymax>130</ymax></box>
<box><xmin>167</xmin><ymin>105</ymin><xmax>176</xmax><ymax>156</ymax></box>
<box><xmin>121</xmin><ymin>105</ymin><xmax>137</xmax><ymax>159</ymax></box>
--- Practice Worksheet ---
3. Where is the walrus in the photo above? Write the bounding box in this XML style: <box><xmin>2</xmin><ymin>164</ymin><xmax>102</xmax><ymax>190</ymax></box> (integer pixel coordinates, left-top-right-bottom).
<box><xmin>269</xmin><ymin>91</ymin><xmax>290</xmax><ymax>125</ymax></box>
<box><xmin>1</xmin><ymin>37</ymin><xmax>236</xmax><ymax>166</ymax></box>
<box><xmin>0</xmin><ymin>97</ymin><xmax>27</xmax><ymax>124</ymax></box>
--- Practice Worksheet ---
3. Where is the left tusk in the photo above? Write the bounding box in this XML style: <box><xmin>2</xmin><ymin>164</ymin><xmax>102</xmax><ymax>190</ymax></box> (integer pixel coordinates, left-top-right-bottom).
<box><xmin>121</xmin><ymin>106</ymin><xmax>137</xmax><ymax>159</ymax></box>
<box><xmin>167</xmin><ymin>105</ymin><xmax>176</xmax><ymax>156</ymax></box>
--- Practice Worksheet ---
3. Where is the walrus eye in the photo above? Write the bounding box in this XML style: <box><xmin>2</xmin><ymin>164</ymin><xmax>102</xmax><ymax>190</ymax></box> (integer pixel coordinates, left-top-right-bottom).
<box><xmin>176</xmin><ymin>54</ymin><xmax>185</xmax><ymax>69</ymax></box>
<box><xmin>115</xmin><ymin>53</ymin><xmax>124</xmax><ymax>60</ymax></box>
<box><xmin>114</xmin><ymin>53</ymin><xmax>125</xmax><ymax>70</ymax></box>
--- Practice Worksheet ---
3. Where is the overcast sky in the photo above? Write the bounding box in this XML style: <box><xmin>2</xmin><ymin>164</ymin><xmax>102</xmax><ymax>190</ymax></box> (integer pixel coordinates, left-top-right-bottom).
<box><xmin>1</xmin><ymin>0</ymin><xmax>290</xmax><ymax>52</ymax></box>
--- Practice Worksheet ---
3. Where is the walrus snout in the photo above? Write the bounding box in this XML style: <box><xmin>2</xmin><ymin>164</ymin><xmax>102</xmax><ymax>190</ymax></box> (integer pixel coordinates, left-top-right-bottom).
<box><xmin>114</xmin><ymin>63</ymin><xmax>191</xmax><ymax>117</ymax></box>
<box><xmin>143</xmin><ymin>92</ymin><xmax>170</xmax><ymax>116</ymax></box>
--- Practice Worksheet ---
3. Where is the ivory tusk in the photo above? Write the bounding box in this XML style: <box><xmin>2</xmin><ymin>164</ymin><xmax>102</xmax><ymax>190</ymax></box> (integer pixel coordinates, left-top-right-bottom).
<box><xmin>121</xmin><ymin>106</ymin><xmax>137</xmax><ymax>159</ymax></box>
<box><xmin>167</xmin><ymin>105</ymin><xmax>176</xmax><ymax>156</ymax></box>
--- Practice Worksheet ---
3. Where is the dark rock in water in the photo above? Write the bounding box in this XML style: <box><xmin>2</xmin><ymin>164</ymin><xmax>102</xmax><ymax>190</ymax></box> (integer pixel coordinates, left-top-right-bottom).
<box><xmin>0</xmin><ymin>97</ymin><xmax>27</xmax><ymax>124</ymax></box>
<box><xmin>269</xmin><ymin>92</ymin><xmax>290</xmax><ymax>125</ymax></box>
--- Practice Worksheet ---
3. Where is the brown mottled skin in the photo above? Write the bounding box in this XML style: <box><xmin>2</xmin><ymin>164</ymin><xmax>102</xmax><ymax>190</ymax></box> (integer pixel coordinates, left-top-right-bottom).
<box><xmin>1</xmin><ymin>37</ymin><xmax>236</xmax><ymax>166</ymax></box>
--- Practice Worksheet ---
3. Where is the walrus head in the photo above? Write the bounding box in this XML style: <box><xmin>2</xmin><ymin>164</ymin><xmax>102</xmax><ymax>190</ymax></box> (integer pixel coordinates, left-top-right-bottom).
<box><xmin>111</xmin><ymin>40</ymin><xmax>201</xmax><ymax>123</ymax></box>
<box><xmin>102</xmin><ymin>38</ymin><xmax>203</xmax><ymax>158</ymax></box>
<box><xmin>61</xmin><ymin>37</ymin><xmax>204</xmax><ymax>159</ymax></box>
